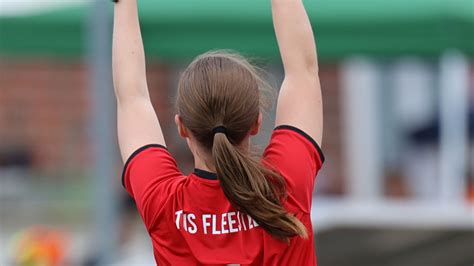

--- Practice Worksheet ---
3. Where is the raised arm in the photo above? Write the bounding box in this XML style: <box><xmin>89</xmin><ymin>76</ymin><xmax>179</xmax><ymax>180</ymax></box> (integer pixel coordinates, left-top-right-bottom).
<box><xmin>113</xmin><ymin>0</ymin><xmax>165</xmax><ymax>162</ymax></box>
<box><xmin>272</xmin><ymin>0</ymin><xmax>323</xmax><ymax>145</ymax></box>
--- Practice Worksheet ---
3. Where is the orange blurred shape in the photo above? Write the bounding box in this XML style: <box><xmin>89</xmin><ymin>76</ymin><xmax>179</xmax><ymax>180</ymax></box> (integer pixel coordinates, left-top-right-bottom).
<box><xmin>10</xmin><ymin>226</ymin><xmax>68</xmax><ymax>266</ymax></box>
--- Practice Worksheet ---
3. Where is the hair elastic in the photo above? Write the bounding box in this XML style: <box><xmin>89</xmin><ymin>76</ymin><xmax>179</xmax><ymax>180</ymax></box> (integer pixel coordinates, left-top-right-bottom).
<box><xmin>212</xmin><ymin>126</ymin><xmax>228</xmax><ymax>136</ymax></box>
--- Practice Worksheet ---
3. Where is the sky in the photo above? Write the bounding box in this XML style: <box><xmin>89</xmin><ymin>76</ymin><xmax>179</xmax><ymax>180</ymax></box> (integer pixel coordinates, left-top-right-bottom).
<box><xmin>0</xmin><ymin>0</ymin><xmax>88</xmax><ymax>16</ymax></box>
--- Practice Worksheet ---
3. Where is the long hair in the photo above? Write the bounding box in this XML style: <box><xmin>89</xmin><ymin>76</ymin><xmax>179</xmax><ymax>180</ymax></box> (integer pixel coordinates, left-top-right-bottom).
<box><xmin>176</xmin><ymin>51</ymin><xmax>307</xmax><ymax>241</ymax></box>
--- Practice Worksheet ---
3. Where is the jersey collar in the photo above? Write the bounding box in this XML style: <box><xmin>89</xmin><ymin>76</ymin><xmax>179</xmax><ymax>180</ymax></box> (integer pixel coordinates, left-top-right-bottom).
<box><xmin>194</xmin><ymin>169</ymin><xmax>218</xmax><ymax>180</ymax></box>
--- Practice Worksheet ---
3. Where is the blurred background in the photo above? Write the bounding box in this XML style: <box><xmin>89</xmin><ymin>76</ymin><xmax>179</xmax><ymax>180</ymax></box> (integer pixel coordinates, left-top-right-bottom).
<box><xmin>0</xmin><ymin>0</ymin><xmax>473</xmax><ymax>265</ymax></box>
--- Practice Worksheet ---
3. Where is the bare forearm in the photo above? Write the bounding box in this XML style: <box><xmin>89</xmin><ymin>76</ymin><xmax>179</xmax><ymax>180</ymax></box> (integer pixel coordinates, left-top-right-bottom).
<box><xmin>112</xmin><ymin>0</ymin><xmax>149</xmax><ymax>100</ymax></box>
<box><xmin>272</xmin><ymin>0</ymin><xmax>323</xmax><ymax>144</ymax></box>
<box><xmin>272</xmin><ymin>0</ymin><xmax>318</xmax><ymax>76</ymax></box>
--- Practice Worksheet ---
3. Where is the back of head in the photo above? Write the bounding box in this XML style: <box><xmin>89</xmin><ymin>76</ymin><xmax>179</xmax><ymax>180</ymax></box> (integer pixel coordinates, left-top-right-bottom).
<box><xmin>177</xmin><ymin>51</ymin><xmax>262</xmax><ymax>148</ymax></box>
<box><xmin>176</xmin><ymin>51</ymin><xmax>307</xmax><ymax>242</ymax></box>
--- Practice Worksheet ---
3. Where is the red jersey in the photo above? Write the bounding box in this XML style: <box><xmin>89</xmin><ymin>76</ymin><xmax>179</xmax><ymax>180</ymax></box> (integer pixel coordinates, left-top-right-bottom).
<box><xmin>122</xmin><ymin>125</ymin><xmax>324</xmax><ymax>266</ymax></box>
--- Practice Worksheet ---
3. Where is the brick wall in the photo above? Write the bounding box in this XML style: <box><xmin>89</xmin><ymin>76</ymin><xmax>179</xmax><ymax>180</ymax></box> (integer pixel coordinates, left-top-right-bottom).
<box><xmin>0</xmin><ymin>61</ymin><xmax>90</xmax><ymax>171</ymax></box>
<box><xmin>318</xmin><ymin>65</ymin><xmax>344</xmax><ymax>194</ymax></box>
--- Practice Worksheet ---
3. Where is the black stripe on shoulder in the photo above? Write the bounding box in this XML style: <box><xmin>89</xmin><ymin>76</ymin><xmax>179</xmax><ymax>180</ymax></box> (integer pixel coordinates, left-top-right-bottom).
<box><xmin>274</xmin><ymin>125</ymin><xmax>325</xmax><ymax>163</ymax></box>
<box><xmin>121</xmin><ymin>144</ymin><xmax>168</xmax><ymax>188</ymax></box>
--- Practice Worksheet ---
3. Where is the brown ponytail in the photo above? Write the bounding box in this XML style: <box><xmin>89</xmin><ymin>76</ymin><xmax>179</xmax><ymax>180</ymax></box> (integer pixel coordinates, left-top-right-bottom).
<box><xmin>213</xmin><ymin>131</ymin><xmax>307</xmax><ymax>241</ymax></box>
<box><xmin>177</xmin><ymin>51</ymin><xmax>307</xmax><ymax>241</ymax></box>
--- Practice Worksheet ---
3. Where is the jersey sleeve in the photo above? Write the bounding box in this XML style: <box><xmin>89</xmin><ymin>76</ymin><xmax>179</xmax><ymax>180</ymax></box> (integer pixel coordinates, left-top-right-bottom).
<box><xmin>122</xmin><ymin>144</ymin><xmax>182</xmax><ymax>230</ymax></box>
<box><xmin>263</xmin><ymin>125</ymin><xmax>324</xmax><ymax>213</ymax></box>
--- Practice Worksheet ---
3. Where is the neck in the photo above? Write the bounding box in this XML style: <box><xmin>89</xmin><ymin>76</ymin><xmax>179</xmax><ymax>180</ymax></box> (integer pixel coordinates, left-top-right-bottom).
<box><xmin>194</xmin><ymin>152</ymin><xmax>215</xmax><ymax>172</ymax></box>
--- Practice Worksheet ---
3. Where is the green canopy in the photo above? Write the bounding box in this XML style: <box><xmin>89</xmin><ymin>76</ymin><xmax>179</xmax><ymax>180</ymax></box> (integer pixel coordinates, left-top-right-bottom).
<box><xmin>0</xmin><ymin>0</ymin><xmax>473</xmax><ymax>61</ymax></box>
